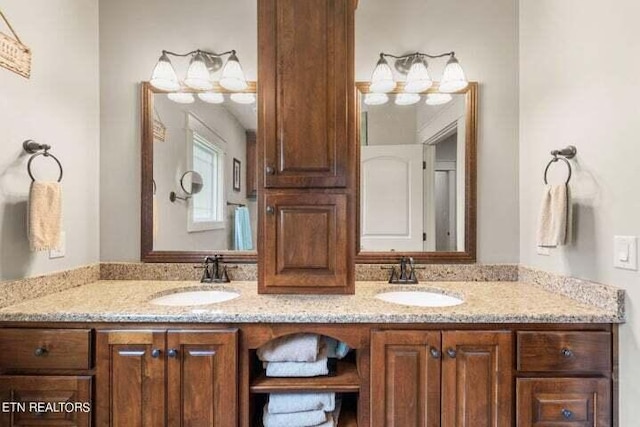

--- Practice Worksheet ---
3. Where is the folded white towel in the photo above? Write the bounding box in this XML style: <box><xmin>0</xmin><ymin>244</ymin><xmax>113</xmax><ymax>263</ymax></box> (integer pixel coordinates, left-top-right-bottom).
<box><xmin>258</xmin><ymin>334</ymin><xmax>321</xmax><ymax>362</ymax></box>
<box><xmin>262</xmin><ymin>405</ymin><xmax>327</xmax><ymax>427</ymax></box>
<box><xmin>265</xmin><ymin>346</ymin><xmax>329</xmax><ymax>377</ymax></box>
<box><xmin>315</xmin><ymin>399</ymin><xmax>342</xmax><ymax>427</ymax></box>
<box><xmin>268</xmin><ymin>392</ymin><xmax>335</xmax><ymax>414</ymax></box>
<box><xmin>28</xmin><ymin>181</ymin><xmax>62</xmax><ymax>251</ymax></box>
<box><xmin>537</xmin><ymin>184</ymin><xmax>569</xmax><ymax>248</ymax></box>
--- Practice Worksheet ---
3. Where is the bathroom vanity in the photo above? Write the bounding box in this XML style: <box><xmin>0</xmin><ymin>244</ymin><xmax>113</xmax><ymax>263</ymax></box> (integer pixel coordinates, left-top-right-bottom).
<box><xmin>0</xmin><ymin>279</ymin><xmax>621</xmax><ymax>426</ymax></box>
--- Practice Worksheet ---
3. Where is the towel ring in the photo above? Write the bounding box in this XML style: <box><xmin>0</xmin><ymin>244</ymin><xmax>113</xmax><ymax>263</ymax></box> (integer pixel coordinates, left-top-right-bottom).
<box><xmin>543</xmin><ymin>156</ymin><xmax>571</xmax><ymax>185</ymax></box>
<box><xmin>27</xmin><ymin>152</ymin><xmax>64</xmax><ymax>182</ymax></box>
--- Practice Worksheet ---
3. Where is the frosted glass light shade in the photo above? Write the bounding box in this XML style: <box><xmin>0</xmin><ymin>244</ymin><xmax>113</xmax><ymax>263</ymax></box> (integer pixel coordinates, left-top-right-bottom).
<box><xmin>404</xmin><ymin>60</ymin><xmax>433</xmax><ymax>93</ymax></box>
<box><xmin>369</xmin><ymin>57</ymin><xmax>396</xmax><ymax>93</ymax></box>
<box><xmin>198</xmin><ymin>92</ymin><xmax>224</xmax><ymax>104</ymax></box>
<box><xmin>395</xmin><ymin>93</ymin><xmax>420</xmax><ymax>106</ymax></box>
<box><xmin>425</xmin><ymin>93</ymin><xmax>452</xmax><ymax>106</ymax></box>
<box><xmin>220</xmin><ymin>53</ymin><xmax>248</xmax><ymax>91</ymax></box>
<box><xmin>150</xmin><ymin>53</ymin><xmax>180</xmax><ymax>91</ymax></box>
<box><xmin>363</xmin><ymin>92</ymin><xmax>389</xmax><ymax>105</ymax></box>
<box><xmin>168</xmin><ymin>93</ymin><xmax>195</xmax><ymax>104</ymax></box>
<box><xmin>184</xmin><ymin>53</ymin><xmax>214</xmax><ymax>91</ymax></box>
<box><xmin>439</xmin><ymin>56</ymin><xmax>468</xmax><ymax>93</ymax></box>
<box><xmin>230</xmin><ymin>93</ymin><xmax>256</xmax><ymax>104</ymax></box>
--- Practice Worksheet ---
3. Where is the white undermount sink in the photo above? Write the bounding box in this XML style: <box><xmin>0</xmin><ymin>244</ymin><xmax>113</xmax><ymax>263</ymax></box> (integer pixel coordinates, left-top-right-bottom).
<box><xmin>150</xmin><ymin>290</ymin><xmax>240</xmax><ymax>306</ymax></box>
<box><xmin>375</xmin><ymin>290</ymin><xmax>464</xmax><ymax>307</ymax></box>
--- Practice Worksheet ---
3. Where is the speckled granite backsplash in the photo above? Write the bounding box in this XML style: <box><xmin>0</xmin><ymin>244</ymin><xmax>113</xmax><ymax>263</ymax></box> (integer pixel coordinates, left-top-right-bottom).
<box><xmin>0</xmin><ymin>264</ymin><xmax>99</xmax><ymax>309</ymax></box>
<box><xmin>100</xmin><ymin>262</ymin><xmax>519</xmax><ymax>282</ymax></box>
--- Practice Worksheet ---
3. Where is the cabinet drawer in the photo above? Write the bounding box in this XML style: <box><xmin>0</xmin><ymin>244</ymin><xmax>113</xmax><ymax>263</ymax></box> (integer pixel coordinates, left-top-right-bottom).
<box><xmin>517</xmin><ymin>331</ymin><xmax>611</xmax><ymax>372</ymax></box>
<box><xmin>516</xmin><ymin>378</ymin><xmax>611</xmax><ymax>426</ymax></box>
<box><xmin>0</xmin><ymin>329</ymin><xmax>92</xmax><ymax>370</ymax></box>
<box><xmin>0</xmin><ymin>375</ymin><xmax>92</xmax><ymax>427</ymax></box>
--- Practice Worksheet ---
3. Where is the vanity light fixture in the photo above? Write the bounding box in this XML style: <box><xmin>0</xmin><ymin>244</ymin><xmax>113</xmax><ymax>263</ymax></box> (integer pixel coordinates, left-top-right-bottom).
<box><xmin>198</xmin><ymin>92</ymin><xmax>225</xmax><ymax>104</ymax></box>
<box><xmin>366</xmin><ymin>51</ymin><xmax>468</xmax><ymax>104</ymax></box>
<box><xmin>167</xmin><ymin>92</ymin><xmax>195</xmax><ymax>104</ymax></box>
<box><xmin>425</xmin><ymin>93</ymin><xmax>453</xmax><ymax>106</ymax></box>
<box><xmin>394</xmin><ymin>93</ymin><xmax>421</xmax><ymax>106</ymax></box>
<box><xmin>229</xmin><ymin>92</ymin><xmax>256</xmax><ymax>104</ymax></box>
<box><xmin>363</xmin><ymin>92</ymin><xmax>389</xmax><ymax>106</ymax></box>
<box><xmin>149</xmin><ymin>49</ymin><xmax>248</xmax><ymax>92</ymax></box>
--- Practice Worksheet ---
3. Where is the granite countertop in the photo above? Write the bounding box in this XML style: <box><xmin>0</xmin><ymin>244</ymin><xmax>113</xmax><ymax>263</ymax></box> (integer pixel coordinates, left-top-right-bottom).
<box><xmin>0</xmin><ymin>280</ymin><xmax>624</xmax><ymax>323</ymax></box>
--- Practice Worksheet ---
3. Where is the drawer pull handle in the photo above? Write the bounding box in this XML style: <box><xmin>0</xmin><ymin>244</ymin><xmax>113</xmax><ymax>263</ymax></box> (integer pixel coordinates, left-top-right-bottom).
<box><xmin>561</xmin><ymin>408</ymin><xmax>573</xmax><ymax>419</ymax></box>
<box><xmin>429</xmin><ymin>347</ymin><xmax>441</xmax><ymax>359</ymax></box>
<box><xmin>189</xmin><ymin>350</ymin><xmax>216</xmax><ymax>357</ymax></box>
<box><xmin>168</xmin><ymin>348</ymin><xmax>178</xmax><ymax>358</ymax></box>
<box><xmin>446</xmin><ymin>348</ymin><xmax>457</xmax><ymax>358</ymax></box>
<box><xmin>151</xmin><ymin>348</ymin><xmax>162</xmax><ymax>358</ymax></box>
<box><xmin>266</xmin><ymin>166</ymin><xmax>275</xmax><ymax>175</ymax></box>
<box><xmin>34</xmin><ymin>347</ymin><xmax>47</xmax><ymax>357</ymax></box>
<box><xmin>561</xmin><ymin>348</ymin><xmax>574</xmax><ymax>358</ymax></box>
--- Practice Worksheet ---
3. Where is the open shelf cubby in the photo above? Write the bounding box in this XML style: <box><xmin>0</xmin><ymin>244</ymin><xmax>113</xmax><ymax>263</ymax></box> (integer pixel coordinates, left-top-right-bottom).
<box><xmin>250</xmin><ymin>360</ymin><xmax>360</xmax><ymax>393</ymax></box>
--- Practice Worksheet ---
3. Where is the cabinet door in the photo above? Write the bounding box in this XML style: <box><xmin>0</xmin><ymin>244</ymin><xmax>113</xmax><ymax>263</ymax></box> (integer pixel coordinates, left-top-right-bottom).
<box><xmin>245</xmin><ymin>131</ymin><xmax>257</xmax><ymax>199</ymax></box>
<box><xmin>370</xmin><ymin>330</ymin><xmax>441</xmax><ymax>427</ymax></box>
<box><xmin>96</xmin><ymin>330</ymin><xmax>166</xmax><ymax>427</ymax></box>
<box><xmin>516</xmin><ymin>378</ymin><xmax>611</xmax><ymax>427</ymax></box>
<box><xmin>259</xmin><ymin>0</ymin><xmax>354</xmax><ymax>188</ymax></box>
<box><xmin>167</xmin><ymin>330</ymin><xmax>238</xmax><ymax>427</ymax></box>
<box><xmin>0</xmin><ymin>375</ymin><xmax>91</xmax><ymax>426</ymax></box>
<box><xmin>260</xmin><ymin>192</ymin><xmax>352</xmax><ymax>293</ymax></box>
<box><xmin>442</xmin><ymin>331</ymin><xmax>513</xmax><ymax>427</ymax></box>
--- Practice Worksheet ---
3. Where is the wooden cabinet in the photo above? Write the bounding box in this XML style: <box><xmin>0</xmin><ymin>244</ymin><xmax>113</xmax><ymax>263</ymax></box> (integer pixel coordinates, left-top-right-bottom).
<box><xmin>96</xmin><ymin>329</ymin><xmax>238</xmax><ymax>427</ymax></box>
<box><xmin>245</xmin><ymin>131</ymin><xmax>257</xmax><ymax>199</ymax></box>
<box><xmin>371</xmin><ymin>330</ymin><xmax>513</xmax><ymax>427</ymax></box>
<box><xmin>0</xmin><ymin>375</ymin><xmax>92</xmax><ymax>427</ymax></box>
<box><xmin>258</xmin><ymin>0</ymin><xmax>356</xmax><ymax>293</ymax></box>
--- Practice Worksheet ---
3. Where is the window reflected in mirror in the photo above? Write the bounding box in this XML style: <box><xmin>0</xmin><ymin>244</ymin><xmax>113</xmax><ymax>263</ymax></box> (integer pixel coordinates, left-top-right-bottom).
<box><xmin>358</xmin><ymin>88</ymin><xmax>470</xmax><ymax>253</ymax></box>
<box><xmin>152</xmin><ymin>87</ymin><xmax>257</xmax><ymax>252</ymax></box>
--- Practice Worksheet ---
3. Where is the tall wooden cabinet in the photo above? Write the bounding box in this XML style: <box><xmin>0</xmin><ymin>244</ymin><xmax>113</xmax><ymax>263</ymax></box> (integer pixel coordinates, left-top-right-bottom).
<box><xmin>258</xmin><ymin>0</ymin><xmax>357</xmax><ymax>293</ymax></box>
<box><xmin>96</xmin><ymin>329</ymin><xmax>238</xmax><ymax>427</ymax></box>
<box><xmin>371</xmin><ymin>330</ymin><xmax>513</xmax><ymax>427</ymax></box>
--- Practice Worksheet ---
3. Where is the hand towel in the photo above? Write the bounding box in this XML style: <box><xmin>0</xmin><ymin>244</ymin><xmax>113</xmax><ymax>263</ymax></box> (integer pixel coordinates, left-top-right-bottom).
<box><xmin>234</xmin><ymin>206</ymin><xmax>253</xmax><ymax>250</ymax></box>
<box><xmin>28</xmin><ymin>181</ymin><xmax>62</xmax><ymax>251</ymax></box>
<box><xmin>268</xmin><ymin>392</ymin><xmax>335</xmax><ymax>414</ymax></box>
<box><xmin>324</xmin><ymin>337</ymin><xmax>350</xmax><ymax>359</ymax></box>
<box><xmin>265</xmin><ymin>346</ymin><xmax>329</xmax><ymax>377</ymax></box>
<box><xmin>262</xmin><ymin>405</ymin><xmax>327</xmax><ymax>427</ymax></box>
<box><xmin>258</xmin><ymin>333</ymin><xmax>321</xmax><ymax>362</ymax></box>
<box><xmin>536</xmin><ymin>184</ymin><xmax>569</xmax><ymax>248</ymax></box>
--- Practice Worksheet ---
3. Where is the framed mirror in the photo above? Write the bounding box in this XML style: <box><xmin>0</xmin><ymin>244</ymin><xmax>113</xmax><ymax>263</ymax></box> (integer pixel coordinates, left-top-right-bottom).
<box><xmin>355</xmin><ymin>82</ymin><xmax>477</xmax><ymax>263</ymax></box>
<box><xmin>141</xmin><ymin>82</ymin><xmax>258</xmax><ymax>262</ymax></box>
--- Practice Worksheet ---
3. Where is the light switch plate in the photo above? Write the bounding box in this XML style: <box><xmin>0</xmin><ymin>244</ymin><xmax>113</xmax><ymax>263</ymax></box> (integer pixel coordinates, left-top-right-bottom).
<box><xmin>614</xmin><ymin>236</ymin><xmax>637</xmax><ymax>271</ymax></box>
<box><xmin>49</xmin><ymin>231</ymin><xmax>66</xmax><ymax>259</ymax></box>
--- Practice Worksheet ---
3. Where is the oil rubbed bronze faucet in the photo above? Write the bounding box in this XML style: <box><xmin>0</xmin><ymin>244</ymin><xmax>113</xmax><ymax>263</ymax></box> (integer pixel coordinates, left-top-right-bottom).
<box><xmin>196</xmin><ymin>255</ymin><xmax>231</xmax><ymax>283</ymax></box>
<box><xmin>387</xmin><ymin>256</ymin><xmax>420</xmax><ymax>284</ymax></box>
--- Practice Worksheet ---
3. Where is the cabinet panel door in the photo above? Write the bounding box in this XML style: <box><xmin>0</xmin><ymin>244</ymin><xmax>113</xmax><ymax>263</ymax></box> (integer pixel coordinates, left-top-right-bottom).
<box><xmin>442</xmin><ymin>331</ymin><xmax>513</xmax><ymax>427</ymax></box>
<box><xmin>167</xmin><ymin>330</ymin><xmax>238</xmax><ymax>427</ymax></box>
<box><xmin>260</xmin><ymin>192</ymin><xmax>351</xmax><ymax>292</ymax></box>
<box><xmin>96</xmin><ymin>330</ymin><xmax>166</xmax><ymax>427</ymax></box>
<box><xmin>0</xmin><ymin>375</ymin><xmax>91</xmax><ymax>427</ymax></box>
<box><xmin>370</xmin><ymin>330</ymin><xmax>441</xmax><ymax>427</ymax></box>
<box><xmin>516</xmin><ymin>378</ymin><xmax>611</xmax><ymax>427</ymax></box>
<box><xmin>259</xmin><ymin>0</ymin><xmax>354</xmax><ymax>188</ymax></box>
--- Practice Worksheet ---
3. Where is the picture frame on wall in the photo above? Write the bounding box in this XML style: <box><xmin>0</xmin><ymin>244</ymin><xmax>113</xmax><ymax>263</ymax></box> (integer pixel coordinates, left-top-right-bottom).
<box><xmin>233</xmin><ymin>158</ymin><xmax>241</xmax><ymax>192</ymax></box>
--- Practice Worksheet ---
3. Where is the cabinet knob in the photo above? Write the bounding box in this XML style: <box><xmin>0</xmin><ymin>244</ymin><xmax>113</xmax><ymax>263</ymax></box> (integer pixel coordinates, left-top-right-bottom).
<box><xmin>265</xmin><ymin>166</ymin><xmax>275</xmax><ymax>175</ymax></box>
<box><xmin>561</xmin><ymin>348</ymin><xmax>574</xmax><ymax>358</ymax></box>
<box><xmin>34</xmin><ymin>347</ymin><xmax>47</xmax><ymax>357</ymax></box>
<box><xmin>168</xmin><ymin>348</ymin><xmax>178</xmax><ymax>358</ymax></box>
<box><xmin>446</xmin><ymin>348</ymin><xmax>457</xmax><ymax>358</ymax></box>
<box><xmin>266</xmin><ymin>206</ymin><xmax>275</xmax><ymax>214</ymax></box>
<box><xmin>151</xmin><ymin>348</ymin><xmax>162</xmax><ymax>358</ymax></box>
<box><xmin>561</xmin><ymin>408</ymin><xmax>573</xmax><ymax>419</ymax></box>
<box><xmin>429</xmin><ymin>347</ymin><xmax>441</xmax><ymax>359</ymax></box>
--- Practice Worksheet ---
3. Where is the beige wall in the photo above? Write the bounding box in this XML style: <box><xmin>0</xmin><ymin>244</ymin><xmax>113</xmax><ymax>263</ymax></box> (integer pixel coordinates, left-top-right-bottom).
<box><xmin>99</xmin><ymin>0</ymin><xmax>257</xmax><ymax>261</ymax></box>
<box><xmin>0</xmin><ymin>1</ymin><xmax>100</xmax><ymax>280</ymax></box>
<box><xmin>356</xmin><ymin>0</ymin><xmax>520</xmax><ymax>263</ymax></box>
<box><xmin>519</xmin><ymin>0</ymin><xmax>640</xmax><ymax>421</ymax></box>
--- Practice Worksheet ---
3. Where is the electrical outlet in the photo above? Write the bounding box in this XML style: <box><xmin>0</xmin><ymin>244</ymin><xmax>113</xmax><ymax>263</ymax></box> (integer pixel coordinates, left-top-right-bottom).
<box><xmin>49</xmin><ymin>231</ymin><xmax>66</xmax><ymax>259</ymax></box>
<box><xmin>537</xmin><ymin>246</ymin><xmax>551</xmax><ymax>256</ymax></box>
<box><xmin>614</xmin><ymin>236</ymin><xmax>637</xmax><ymax>271</ymax></box>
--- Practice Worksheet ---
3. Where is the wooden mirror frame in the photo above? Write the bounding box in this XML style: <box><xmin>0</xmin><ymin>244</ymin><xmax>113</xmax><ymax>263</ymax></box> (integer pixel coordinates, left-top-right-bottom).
<box><xmin>354</xmin><ymin>81</ymin><xmax>478</xmax><ymax>264</ymax></box>
<box><xmin>140</xmin><ymin>81</ymin><xmax>259</xmax><ymax>263</ymax></box>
